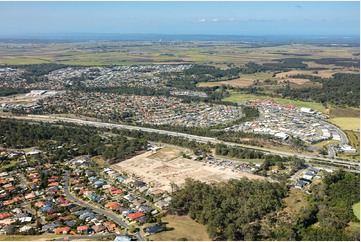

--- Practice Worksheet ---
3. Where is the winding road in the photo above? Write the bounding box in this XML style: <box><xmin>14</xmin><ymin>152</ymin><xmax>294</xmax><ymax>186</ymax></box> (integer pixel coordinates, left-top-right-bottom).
<box><xmin>63</xmin><ymin>172</ymin><xmax>144</xmax><ymax>241</ymax></box>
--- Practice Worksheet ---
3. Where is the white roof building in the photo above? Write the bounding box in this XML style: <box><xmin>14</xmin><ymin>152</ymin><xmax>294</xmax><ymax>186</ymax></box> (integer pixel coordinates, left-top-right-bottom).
<box><xmin>339</xmin><ymin>144</ymin><xmax>357</xmax><ymax>153</ymax></box>
<box><xmin>300</xmin><ymin>107</ymin><xmax>315</xmax><ymax>114</ymax></box>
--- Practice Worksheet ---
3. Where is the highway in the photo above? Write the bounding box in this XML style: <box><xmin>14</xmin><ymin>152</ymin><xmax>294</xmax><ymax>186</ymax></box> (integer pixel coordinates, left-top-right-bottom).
<box><xmin>63</xmin><ymin>172</ymin><xmax>144</xmax><ymax>241</ymax></box>
<box><xmin>4</xmin><ymin>114</ymin><xmax>360</xmax><ymax>169</ymax></box>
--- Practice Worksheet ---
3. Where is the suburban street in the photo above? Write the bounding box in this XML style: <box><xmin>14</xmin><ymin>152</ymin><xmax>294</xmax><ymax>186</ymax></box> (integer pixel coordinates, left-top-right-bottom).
<box><xmin>63</xmin><ymin>172</ymin><xmax>144</xmax><ymax>241</ymax></box>
<box><xmin>53</xmin><ymin>234</ymin><xmax>116</xmax><ymax>241</ymax></box>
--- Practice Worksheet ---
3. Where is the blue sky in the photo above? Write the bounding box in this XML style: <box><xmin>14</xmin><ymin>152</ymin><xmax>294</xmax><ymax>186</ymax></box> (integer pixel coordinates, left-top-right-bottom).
<box><xmin>0</xmin><ymin>1</ymin><xmax>359</xmax><ymax>36</ymax></box>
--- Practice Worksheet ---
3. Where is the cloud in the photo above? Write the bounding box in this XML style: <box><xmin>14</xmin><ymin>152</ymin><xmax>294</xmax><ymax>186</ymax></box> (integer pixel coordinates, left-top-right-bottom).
<box><xmin>197</xmin><ymin>18</ymin><xmax>206</xmax><ymax>23</ymax></box>
<box><xmin>212</xmin><ymin>18</ymin><xmax>219</xmax><ymax>22</ymax></box>
<box><xmin>228</xmin><ymin>18</ymin><xmax>237</xmax><ymax>22</ymax></box>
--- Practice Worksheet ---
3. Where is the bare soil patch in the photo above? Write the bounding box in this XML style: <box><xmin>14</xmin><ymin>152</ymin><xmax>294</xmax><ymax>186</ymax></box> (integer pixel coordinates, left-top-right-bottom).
<box><xmin>111</xmin><ymin>147</ymin><xmax>265</xmax><ymax>193</ymax></box>
<box><xmin>198</xmin><ymin>78</ymin><xmax>254</xmax><ymax>88</ymax></box>
<box><xmin>282</xmin><ymin>78</ymin><xmax>310</xmax><ymax>84</ymax></box>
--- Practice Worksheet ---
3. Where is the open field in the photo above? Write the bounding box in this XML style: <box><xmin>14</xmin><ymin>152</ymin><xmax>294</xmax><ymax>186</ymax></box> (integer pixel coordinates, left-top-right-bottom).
<box><xmin>198</xmin><ymin>74</ymin><xmax>322</xmax><ymax>88</ymax></box>
<box><xmin>337</xmin><ymin>153</ymin><xmax>360</xmax><ymax>161</ymax></box>
<box><xmin>352</xmin><ymin>203</ymin><xmax>360</xmax><ymax>220</ymax></box>
<box><xmin>345</xmin><ymin>131</ymin><xmax>360</xmax><ymax>150</ymax></box>
<box><xmin>111</xmin><ymin>147</ymin><xmax>265</xmax><ymax>192</ymax></box>
<box><xmin>282</xmin><ymin>188</ymin><xmax>308</xmax><ymax>216</ymax></box>
<box><xmin>0</xmin><ymin>160</ymin><xmax>17</xmax><ymax>172</ymax></box>
<box><xmin>223</xmin><ymin>92</ymin><xmax>325</xmax><ymax>111</ymax></box>
<box><xmin>0</xmin><ymin>42</ymin><xmax>358</xmax><ymax>66</ymax></box>
<box><xmin>276</xmin><ymin>69</ymin><xmax>359</xmax><ymax>79</ymax></box>
<box><xmin>329</xmin><ymin>107</ymin><xmax>360</xmax><ymax>118</ymax></box>
<box><xmin>198</xmin><ymin>78</ymin><xmax>255</xmax><ymax>87</ymax></box>
<box><xmin>313</xmin><ymin>139</ymin><xmax>340</xmax><ymax>148</ymax></box>
<box><xmin>329</xmin><ymin>117</ymin><xmax>360</xmax><ymax>131</ymax></box>
<box><xmin>148</xmin><ymin>215</ymin><xmax>210</xmax><ymax>241</ymax></box>
<box><xmin>91</xmin><ymin>156</ymin><xmax>107</xmax><ymax>167</ymax></box>
<box><xmin>198</xmin><ymin>72</ymin><xmax>276</xmax><ymax>87</ymax></box>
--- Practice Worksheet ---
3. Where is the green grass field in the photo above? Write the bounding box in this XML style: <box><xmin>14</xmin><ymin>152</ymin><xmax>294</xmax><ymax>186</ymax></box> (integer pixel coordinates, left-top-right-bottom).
<box><xmin>313</xmin><ymin>139</ymin><xmax>340</xmax><ymax>148</ymax></box>
<box><xmin>329</xmin><ymin>117</ymin><xmax>360</xmax><ymax>131</ymax></box>
<box><xmin>353</xmin><ymin>203</ymin><xmax>360</xmax><ymax>220</ymax></box>
<box><xmin>337</xmin><ymin>153</ymin><xmax>360</xmax><ymax>161</ymax></box>
<box><xmin>223</xmin><ymin>92</ymin><xmax>326</xmax><ymax>111</ymax></box>
<box><xmin>0</xmin><ymin>160</ymin><xmax>17</xmax><ymax>172</ymax></box>
<box><xmin>329</xmin><ymin>107</ymin><xmax>360</xmax><ymax>118</ymax></box>
<box><xmin>345</xmin><ymin>131</ymin><xmax>360</xmax><ymax>150</ymax></box>
<box><xmin>0</xmin><ymin>42</ymin><xmax>358</xmax><ymax>66</ymax></box>
<box><xmin>148</xmin><ymin>215</ymin><xmax>210</xmax><ymax>241</ymax></box>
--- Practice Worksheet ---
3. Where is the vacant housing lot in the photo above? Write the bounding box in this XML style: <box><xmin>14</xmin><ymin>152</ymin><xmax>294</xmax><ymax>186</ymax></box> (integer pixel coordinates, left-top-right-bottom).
<box><xmin>111</xmin><ymin>147</ymin><xmax>264</xmax><ymax>192</ymax></box>
<box><xmin>329</xmin><ymin>117</ymin><xmax>360</xmax><ymax>131</ymax></box>
<box><xmin>149</xmin><ymin>215</ymin><xmax>210</xmax><ymax>241</ymax></box>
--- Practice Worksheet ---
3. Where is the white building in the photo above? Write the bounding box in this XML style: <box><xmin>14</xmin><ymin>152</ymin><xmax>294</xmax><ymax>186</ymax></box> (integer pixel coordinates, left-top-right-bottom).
<box><xmin>300</xmin><ymin>107</ymin><xmax>315</xmax><ymax>114</ymax></box>
<box><xmin>339</xmin><ymin>144</ymin><xmax>357</xmax><ymax>153</ymax></box>
<box><xmin>275</xmin><ymin>132</ymin><xmax>289</xmax><ymax>140</ymax></box>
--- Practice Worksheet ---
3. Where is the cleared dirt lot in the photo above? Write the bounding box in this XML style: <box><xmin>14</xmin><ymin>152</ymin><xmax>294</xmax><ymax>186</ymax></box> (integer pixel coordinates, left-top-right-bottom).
<box><xmin>111</xmin><ymin>147</ymin><xmax>265</xmax><ymax>192</ymax></box>
<box><xmin>198</xmin><ymin>78</ymin><xmax>255</xmax><ymax>87</ymax></box>
<box><xmin>0</xmin><ymin>91</ymin><xmax>61</xmax><ymax>105</ymax></box>
<box><xmin>276</xmin><ymin>69</ymin><xmax>359</xmax><ymax>79</ymax></box>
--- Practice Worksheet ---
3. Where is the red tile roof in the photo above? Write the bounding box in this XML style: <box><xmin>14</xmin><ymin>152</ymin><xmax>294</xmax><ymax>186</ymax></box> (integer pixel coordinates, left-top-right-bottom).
<box><xmin>77</xmin><ymin>225</ymin><xmax>89</xmax><ymax>232</ymax></box>
<box><xmin>54</xmin><ymin>227</ymin><xmax>71</xmax><ymax>234</ymax></box>
<box><xmin>35</xmin><ymin>201</ymin><xmax>45</xmax><ymax>207</ymax></box>
<box><xmin>0</xmin><ymin>212</ymin><xmax>12</xmax><ymax>219</ymax></box>
<box><xmin>104</xmin><ymin>202</ymin><xmax>121</xmax><ymax>210</ymax></box>
<box><xmin>128</xmin><ymin>211</ymin><xmax>145</xmax><ymax>220</ymax></box>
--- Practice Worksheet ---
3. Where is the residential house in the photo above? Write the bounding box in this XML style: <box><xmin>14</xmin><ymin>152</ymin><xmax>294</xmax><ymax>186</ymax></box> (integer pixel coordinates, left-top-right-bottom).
<box><xmin>0</xmin><ymin>212</ymin><xmax>12</xmax><ymax>220</ymax></box>
<box><xmin>145</xmin><ymin>224</ymin><xmax>163</xmax><ymax>236</ymax></box>
<box><xmin>127</xmin><ymin>211</ymin><xmax>145</xmax><ymax>221</ymax></box>
<box><xmin>92</xmin><ymin>225</ymin><xmax>107</xmax><ymax>233</ymax></box>
<box><xmin>77</xmin><ymin>225</ymin><xmax>90</xmax><ymax>234</ymax></box>
<box><xmin>12</xmin><ymin>208</ymin><xmax>22</xmax><ymax>214</ymax></box>
<box><xmin>139</xmin><ymin>205</ymin><xmax>155</xmax><ymax>214</ymax></box>
<box><xmin>103</xmin><ymin>221</ymin><xmax>116</xmax><ymax>232</ymax></box>
<box><xmin>303</xmin><ymin>172</ymin><xmax>316</xmax><ymax>180</ymax></box>
<box><xmin>104</xmin><ymin>202</ymin><xmax>125</xmax><ymax>212</ymax></box>
<box><xmin>73</xmin><ymin>210</ymin><xmax>88</xmax><ymax>216</ymax></box>
<box><xmin>47</xmin><ymin>186</ymin><xmax>59</xmax><ymax>195</ymax></box>
<box><xmin>109</xmin><ymin>187</ymin><xmax>122</xmax><ymax>195</ymax></box>
<box><xmin>133</xmin><ymin>180</ymin><xmax>146</xmax><ymax>188</ymax></box>
<box><xmin>133</xmin><ymin>198</ymin><xmax>146</xmax><ymax>208</ymax></box>
<box><xmin>1</xmin><ymin>224</ymin><xmax>16</xmax><ymax>235</ymax></box>
<box><xmin>56</xmin><ymin>197</ymin><xmax>68</xmax><ymax>204</ymax></box>
<box><xmin>19</xmin><ymin>225</ymin><xmax>33</xmax><ymax>233</ymax></box>
<box><xmin>114</xmin><ymin>236</ymin><xmax>131</xmax><ymax>241</ymax></box>
<box><xmin>93</xmin><ymin>180</ymin><xmax>105</xmax><ymax>187</ymax></box>
<box><xmin>41</xmin><ymin>223</ymin><xmax>60</xmax><ymax>232</ymax></box>
<box><xmin>154</xmin><ymin>200</ymin><xmax>169</xmax><ymax>210</ymax></box>
<box><xmin>65</xmin><ymin>221</ymin><xmax>77</xmax><ymax>227</ymax></box>
<box><xmin>35</xmin><ymin>201</ymin><xmax>45</xmax><ymax>208</ymax></box>
<box><xmin>295</xmin><ymin>180</ymin><xmax>308</xmax><ymax>189</ymax></box>
<box><xmin>59</xmin><ymin>215</ymin><xmax>73</xmax><ymax>221</ymax></box>
<box><xmin>18</xmin><ymin>217</ymin><xmax>32</xmax><ymax>223</ymax></box>
<box><xmin>123</xmin><ymin>194</ymin><xmax>134</xmax><ymax>202</ymax></box>
<box><xmin>54</xmin><ymin>226</ymin><xmax>71</xmax><ymax>234</ymax></box>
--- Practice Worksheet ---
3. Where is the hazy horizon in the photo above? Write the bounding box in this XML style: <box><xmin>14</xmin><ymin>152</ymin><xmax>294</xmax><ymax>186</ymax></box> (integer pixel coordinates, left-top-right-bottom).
<box><xmin>0</xmin><ymin>1</ymin><xmax>359</xmax><ymax>37</ymax></box>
